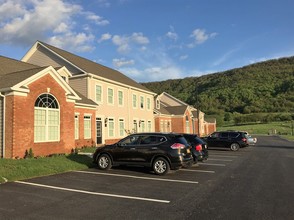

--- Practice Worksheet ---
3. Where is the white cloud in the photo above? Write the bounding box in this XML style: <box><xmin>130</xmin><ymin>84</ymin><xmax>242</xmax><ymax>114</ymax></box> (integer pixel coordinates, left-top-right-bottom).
<box><xmin>0</xmin><ymin>0</ymin><xmax>106</xmax><ymax>51</ymax></box>
<box><xmin>188</xmin><ymin>28</ymin><xmax>217</xmax><ymax>48</ymax></box>
<box><xmin>112</xmin><ymin>32</ymin><xmax>149</xmax><ymax>54</ymax></box>
<box><xmin>48</xmin><ymin>32</ymin><xmax>95</xmax><ymax>52</ymax></box>
<box><xmin>85</xmin><ymin>12</ymin><xmax>109</xmax><ymax>26</ymax></box>
<box><xmin>131</xmin><ymin>32</ymin><xmax>149</xmax><ymax>44</ymax></box>
<box><xmin>98</xmin><ymin>33</ymin><xmax>112</xmax><ymax>43</ymax></box>
<box><xmin>166</xmin><ymin>26</ymin><xmax>178</xmax><ymax>41</ymax></box>
<box><xmin>112</xmin><ymin>58</ymin><xmax>135</xmax><ymax>68</ymax></box>
<box><xmin>179</xmin><ymin>55</ymin><xmax>188</xmax><ymax>60</ymax></box>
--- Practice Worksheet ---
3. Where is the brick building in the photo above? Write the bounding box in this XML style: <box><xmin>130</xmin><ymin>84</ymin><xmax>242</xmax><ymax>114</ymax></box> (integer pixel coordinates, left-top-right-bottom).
<box><xmin>154</xmin><ymin>92</ymin><xmax>216</xmax><ymax>136</ymax></box>
<box><xmin>0</xmin><ymin>56</ymin><xmax>97</xmax><ymax>158</ymax></box>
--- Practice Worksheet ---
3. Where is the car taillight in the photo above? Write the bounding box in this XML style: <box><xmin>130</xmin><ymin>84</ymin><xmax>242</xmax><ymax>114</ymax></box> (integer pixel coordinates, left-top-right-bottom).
<box><xmin>195</xmin><ymin>144</ymin><xmax>202</xmax><ymax>151</ymax></box>
<box><xmin>171</xmin><ymin>143</ymin><xmax>185</xmax><ymax>149</ymax></box>
<box><xmin>242</xmin><ymin>138</ymin><xmax>247</xmax><ymax>143</ymax></box>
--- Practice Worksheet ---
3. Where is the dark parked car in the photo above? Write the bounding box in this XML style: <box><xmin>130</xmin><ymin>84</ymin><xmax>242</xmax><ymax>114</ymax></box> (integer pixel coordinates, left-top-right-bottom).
<box><xmin>93</xmin><ymin>132</ymin><xmax>193</xmax><ymax>175</ymax></box>
<box><xmin>203</xmin><ymin>131</ymin><xmax>249</xmax><ymax>151</ymax></box>
<box><xmin>182</xmin><ymin>134</ymin><xmax>208</xmax><ymax>163</ymax></box>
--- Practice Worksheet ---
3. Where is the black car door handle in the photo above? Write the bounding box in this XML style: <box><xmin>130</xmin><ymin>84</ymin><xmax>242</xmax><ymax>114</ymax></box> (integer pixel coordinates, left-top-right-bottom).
<box><xmin>130</xmin><ymin>148</ymin><xmax>136</xmax><ymax>150</ymax></box>
<box><xmin>151</xmin><ymin>147</ymin><xmax>158</xmax><ymax>150</ymax></box>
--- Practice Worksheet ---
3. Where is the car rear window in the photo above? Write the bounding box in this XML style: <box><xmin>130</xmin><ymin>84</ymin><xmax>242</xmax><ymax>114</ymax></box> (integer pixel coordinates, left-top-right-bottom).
<box><xmin>174</xmin><ymin>136</ymin><xmax>189</xmax><ymax>146</ymax></box>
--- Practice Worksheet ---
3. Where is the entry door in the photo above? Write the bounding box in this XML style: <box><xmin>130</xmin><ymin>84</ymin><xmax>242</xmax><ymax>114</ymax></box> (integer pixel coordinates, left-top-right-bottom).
<box><xmin>96</xmin><ymin>118</ymin><xmax>102</xmax><ymax>144</ymax></box>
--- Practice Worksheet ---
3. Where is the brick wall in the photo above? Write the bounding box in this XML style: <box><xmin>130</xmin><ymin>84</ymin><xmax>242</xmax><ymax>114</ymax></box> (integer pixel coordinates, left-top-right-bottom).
<box><xmin>74</xmin><ymin>107</ymin><xmax>96</xmax><ymax>148</ymax></box>
<box><xmin>5</xmin><ymin>73</ymin><xmax>85</xmax><ymax>158</ymax></box>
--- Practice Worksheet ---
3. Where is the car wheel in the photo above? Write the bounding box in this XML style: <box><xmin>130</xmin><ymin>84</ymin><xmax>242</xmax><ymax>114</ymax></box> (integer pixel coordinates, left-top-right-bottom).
<box><xmin>153</xmin><ymin>157</ymin><xmax>170</xmax><ymax>175</ymax></box>
<box><xmin>97</xmin><ymin>154</ymin><xmax>112</xmax><ymax>170</ymax></box>
<box><xmin>230</xmin><ymin>143</ymin><xmax>240</xmax><ymax>151</ymax></box>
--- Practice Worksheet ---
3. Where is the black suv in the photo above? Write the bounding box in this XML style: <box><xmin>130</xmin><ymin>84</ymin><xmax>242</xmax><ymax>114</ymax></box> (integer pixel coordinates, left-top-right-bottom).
<box><xmin>182</xmin><ymin>134</ymin><xmax>208</xmax><ymax>163</ymax></box>
<box><xmin>203</xmin><ymin>131</ymin><xmax>249</xmax><ymax>151</ymax></box>
<box><xmin>93</xmin><ymin>133</ymin><xmax>193</xmax><ymax>175</ymax></box>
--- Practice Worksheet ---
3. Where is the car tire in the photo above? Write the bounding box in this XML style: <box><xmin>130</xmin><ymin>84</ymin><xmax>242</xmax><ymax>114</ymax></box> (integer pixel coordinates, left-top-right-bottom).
<box><xmin>97</xmin><ymin>154</ymin><xmax>112</xmax><ymax>170</ymax></box>
<box><xmin>153</xmin><ymin>157</ymin><xmax>170</xmax><ymax>175</ymax></box>
<box><xmin>230</xmin><ymin>143</ymin><xmax>240</xmax><ymax>151</ymax></box>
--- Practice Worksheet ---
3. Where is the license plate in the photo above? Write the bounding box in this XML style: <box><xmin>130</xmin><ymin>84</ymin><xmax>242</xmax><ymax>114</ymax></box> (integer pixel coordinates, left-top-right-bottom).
<box><xmin>187</xmin><ymin>149</ymin><xmax>190</xmax><ymax>153</ymax></box>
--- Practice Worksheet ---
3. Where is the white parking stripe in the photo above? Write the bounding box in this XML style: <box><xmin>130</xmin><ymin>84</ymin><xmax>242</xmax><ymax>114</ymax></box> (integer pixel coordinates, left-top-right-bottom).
<box><xmin>74</xmin><ymin>170</ymin><xmax>198</xmax><ymax>184</ymax></box>
<box><xmin>199</xmin><ymin>163</ymin><xmax>226</xmax><ymax>167</ymax></box>
<box><xmin>15</xmin><ymin>181</ymin><xmax>170</xmax><ymax>204</ymax></box>
<box><xmin>180</xmin><ymin>169</ymin><xmax>215</xmax><ymax>173</ymax></box>
<box><xmin>208</xmin><ymin>158</ymin><xmax>233</xmax><ymax>162</ymax></box>
<box><xmin>209</xmin><ymin>155</ymin><xmax>239</xmax><ymax>158</ymax></box>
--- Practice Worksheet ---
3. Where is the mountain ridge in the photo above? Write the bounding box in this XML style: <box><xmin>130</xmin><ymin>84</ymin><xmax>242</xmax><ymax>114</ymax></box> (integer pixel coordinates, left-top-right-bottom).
<box><xmin>142</xmin><ymin>56</ymin><xmax>294</xmax><ymax>115</ymax></box>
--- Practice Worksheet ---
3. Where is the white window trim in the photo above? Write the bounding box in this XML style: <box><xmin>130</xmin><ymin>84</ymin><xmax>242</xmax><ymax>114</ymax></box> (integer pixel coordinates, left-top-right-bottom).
<box><xmin>146</xmin><ymin>97</ymin><xmax>151</xmax><ymax>111</ymax></box>
<box><xmin>140</xmin><ymin>95</ymin><xmax>144</xmax><ymax>110</ymax></box>
<box><xmin>132</xmin><ymin>93</ymin><xmax>137</xmax><ymax>109</ymax></box>
<box><xmin>108</xmin><ymin>117</ymin><xmax>115</xmax><ymax>137</ymax></box>
<box><xmin>34</xmin><ymin>107</ymin><xmax>60</xmax><ymax>143</ymax></box>
<box><xmin>84</xmin><ymin>115</ymin><xmax>92</xmax><ymax>139</ymax></box>
<box><xmin>118</xmin><ymin>118</ymin><xmax>125</xmax><ymax>137</ymax></box>
<box><xmin>140</xmin><ymin>119</ymin><xmax>145</xmax><ymax>132</ymax></box>
<box><xmin>118</xmin><ymin>90</ymin><xmax>124</xmax><ymax>107</ymax></box>
<box><xmin>75</xmin><ymin>114</ymin><xmax>79</xmax><ymax>140</ymax></box>
<box><xmin>107</xmin><ymin>87</ymin><xmax>114</xmax><ymax>105</ymax></box>
<box><xmin>95</xmin><ymin>84</ymin><xmax>103</xmax><ymax>104</ymax></box>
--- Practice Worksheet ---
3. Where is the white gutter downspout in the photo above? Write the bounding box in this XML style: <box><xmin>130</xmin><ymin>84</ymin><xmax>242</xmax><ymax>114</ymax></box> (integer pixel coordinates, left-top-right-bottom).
<box><xmin>0</xmin><ymin>93</ymin><xmax>5</xmax><ymax>158</ymax></box>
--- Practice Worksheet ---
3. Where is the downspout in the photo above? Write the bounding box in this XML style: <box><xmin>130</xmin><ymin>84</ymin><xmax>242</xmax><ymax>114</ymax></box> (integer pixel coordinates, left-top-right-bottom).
<box><xmin>0</xmin><ymin>93</ymin><xmax>5</xmax><ymax>158</ymax></box>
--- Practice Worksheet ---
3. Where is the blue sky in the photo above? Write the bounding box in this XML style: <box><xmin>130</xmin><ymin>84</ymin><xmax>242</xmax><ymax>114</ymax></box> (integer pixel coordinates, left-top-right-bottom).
<box><xmin>1</xmin><ymin>0</ymin><xmax>294</xmax><ymax>82</ymax></box>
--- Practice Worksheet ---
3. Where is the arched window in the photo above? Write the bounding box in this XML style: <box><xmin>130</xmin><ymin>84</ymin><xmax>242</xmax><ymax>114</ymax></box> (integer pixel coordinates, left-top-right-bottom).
<box><xmin>34</xmin><ymin>94</ymin><xmax>60</xmax><ymax>142</ymax></box>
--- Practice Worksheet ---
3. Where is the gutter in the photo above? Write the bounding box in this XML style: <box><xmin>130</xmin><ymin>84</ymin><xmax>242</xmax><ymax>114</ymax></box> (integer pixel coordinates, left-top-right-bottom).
<box><xmin>0</xmin><ymin>93</ymin><xmax>4</xmax><ymax>158</ymax></box>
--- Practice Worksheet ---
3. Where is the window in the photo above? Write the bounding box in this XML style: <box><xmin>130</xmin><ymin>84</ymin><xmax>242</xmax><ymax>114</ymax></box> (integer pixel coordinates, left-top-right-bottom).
<box><xmin>84</xmin><ymin>116</ymin><xmax>91</xmax><ymax>139</ymax></box>
<box><xmin>147</xmin><ymin>98</ymin><xmax>151</xmax><ymax>110</ymax></box>
<box><xmin>147</xmin><ymin>121</ymin><xmax>152</xmax><ymax>132</ymax></box>
<box><xmin>95</xmin><ymin>85</ymin><xmax>102</xmax><ymax>103</ymax></box>
<box><xmin>34</xmin><ymin>94</ymin><xmax>59</xmax><ymax>142</ymax></box>
<box><xmin>132</xmin><ymin>94</ymin><xmax>137</xmax><ymax>108</ymax></box>
<box><xmin>75</xmin><ymin>115</ymin><xmax>79</xmax><ymax>139</ymax></box>
<box><xmin>140</xmin><ymin>120</ymin><xmax>145</xmax><ymax>132</ymax></box>
<box><xmin>118</xmin><ymin>90</ymin><xmax>124</xmax><ymax>106</ymax></box>
<box><xmin>185</xmin><ymin>116</ymin><xmax>190</xmax><ymax>133</ymax></box>
<box><xmin>133</xmin><ymin>120</ymin><xmax>138</xmax><ymax>133</ymax></box>
<box><xmin>120</xmin><ymin>135</ymin><xmax>140</xmax><ymax>145</ymax></box>
<box><xmin>140</xmin><ymin>96</ymin><xmax>144</xmax><ymax>109</ymax></box>
<box><xmin>108</xmin><ymin>118</ymin><xmax>114</xmax><ymax>137</ymax></box>
<box><xmin>108</xmin><ymin>88</ymin><xmax>114</xmax><ymax>104</ymax></box>
<box><xmin>119</xmin><ymin>119</ymin><xmax>125</xmax><ymax>136</ymax></box>
<box><xmin>156</xmin><ymin>99</ymin><xmax>160</xmax><ymax>109</ymax></box>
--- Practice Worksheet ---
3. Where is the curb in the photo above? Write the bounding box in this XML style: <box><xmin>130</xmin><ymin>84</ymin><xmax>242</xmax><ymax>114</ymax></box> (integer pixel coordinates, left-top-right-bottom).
<box><xmin>77</xmin><ymin>152</ymin><xmax>93</xmax><ymax>158</ymax></box>
<box><xmin>0</xmin><ymin>176</ymin><xmax>8</xmax><ymax>184</ymax></box>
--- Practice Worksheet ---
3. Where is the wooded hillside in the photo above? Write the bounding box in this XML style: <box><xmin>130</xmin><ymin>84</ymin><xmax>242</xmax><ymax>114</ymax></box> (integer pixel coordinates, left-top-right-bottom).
<box><xmin>142</xmin><ymin>57</ymin><xmax>294</xmax><ymax>117</ymax></box>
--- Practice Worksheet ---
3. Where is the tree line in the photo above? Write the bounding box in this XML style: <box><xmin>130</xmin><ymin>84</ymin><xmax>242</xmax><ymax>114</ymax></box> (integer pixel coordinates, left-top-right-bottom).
<box><xmin>142</xmin><ymin>56</ymin><xmax>294</xmax><ymax>125</ymax></box>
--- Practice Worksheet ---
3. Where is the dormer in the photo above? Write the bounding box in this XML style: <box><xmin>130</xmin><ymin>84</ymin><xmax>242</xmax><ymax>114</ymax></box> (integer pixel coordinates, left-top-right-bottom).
<box><xmin>56</xmin><ymin>66</ymin><xmax>72</xmax><ymax>84</ymax></box>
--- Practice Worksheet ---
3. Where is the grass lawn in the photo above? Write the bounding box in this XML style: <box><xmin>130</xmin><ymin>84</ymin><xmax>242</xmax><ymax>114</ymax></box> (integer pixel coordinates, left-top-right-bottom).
<box><xmin>0</xmin><ymin>154</ymin><xmax>95</xmax><ymax>184</ymax></box>
<box><xmin>217</xmin><ymin>121</ymin><xmax>294</xmax><ymax>141</ymax></box>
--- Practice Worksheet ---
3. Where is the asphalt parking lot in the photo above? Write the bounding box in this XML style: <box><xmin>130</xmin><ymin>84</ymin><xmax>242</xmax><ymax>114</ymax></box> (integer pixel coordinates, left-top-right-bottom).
<box><xmin>1</xmin><ymin>135</ymin><xmax>294</xmax><ymax>220</ymax></box>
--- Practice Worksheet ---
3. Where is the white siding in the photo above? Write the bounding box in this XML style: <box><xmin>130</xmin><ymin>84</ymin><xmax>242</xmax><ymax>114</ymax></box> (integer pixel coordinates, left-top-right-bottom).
<box><xmin>26</xmin><ymin>47</ymin><xmax>82</xmax><ymax>75</ymax></box>
<box><xmin>69</xmin><ymin>77</ymin><xmax>88</xmax><ymax>98</ymax></box>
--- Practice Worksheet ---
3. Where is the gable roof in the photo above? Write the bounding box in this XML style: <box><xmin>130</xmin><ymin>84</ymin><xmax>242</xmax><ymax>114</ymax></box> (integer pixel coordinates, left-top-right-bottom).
<box><xmin>0</xmin><ymin>66</ymin><xmax>47</xmax><ymax>90</ymax></box>
<box><xmin>0</xmin><ymin>55</ymin><xmax>97</xmax><ymax>107</ymax></box>
<box><xmin>23</xmin><ymin>41</ymin><xmax>153</xmax><ymax>93</ymax></box>
<box><xmin>0</xmin><ymin>55</ymin><xmax>40</xmax><ymax>76</ymax></box>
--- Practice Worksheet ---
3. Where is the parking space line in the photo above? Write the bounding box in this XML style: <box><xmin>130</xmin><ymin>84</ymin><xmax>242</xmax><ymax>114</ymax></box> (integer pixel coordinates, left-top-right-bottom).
<box><xmin>209</xmin><ymin>155</ymin><xmax>239</xmax><ymax>158</ymax></box>
<box><xmin>208</xmin><ymin>158</ymin><xmax>233</xmax><ymax>162</ymax></box>
<box><xmin>15</xmin><ymin>181</ymin><xmax>170</xmax><ymax>204</ymax></box>
<box><xmin>74</xmin><ymin>171</ymin><xmax>198</xmax><ymax>184</ymax></box>
<box><xmin>199</xmin><ymin>163</ymin><xmax>226</xmax><ymax>167</ymax></box>
<box><xmin>180</xmin><ymin>169</ymin><xmax>215</xmax><ymax>173</ymax></box>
